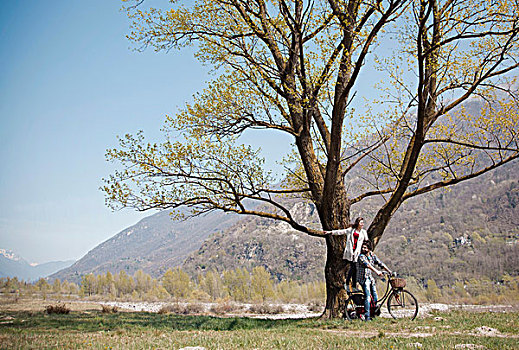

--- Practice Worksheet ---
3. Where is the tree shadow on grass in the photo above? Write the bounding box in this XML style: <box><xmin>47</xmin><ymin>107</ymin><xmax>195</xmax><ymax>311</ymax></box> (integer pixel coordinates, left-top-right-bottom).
<box><xmin>1</xmin><ymin>311</ymin><xmax>323</xmax><ymax>332</ymax></box>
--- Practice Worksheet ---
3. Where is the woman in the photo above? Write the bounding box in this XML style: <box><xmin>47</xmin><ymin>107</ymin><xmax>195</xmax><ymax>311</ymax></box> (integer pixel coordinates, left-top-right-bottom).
<box><xmin>328</xmin><ymin>217</ymin><xmax>369</xmax><ymax>292</ymax></box>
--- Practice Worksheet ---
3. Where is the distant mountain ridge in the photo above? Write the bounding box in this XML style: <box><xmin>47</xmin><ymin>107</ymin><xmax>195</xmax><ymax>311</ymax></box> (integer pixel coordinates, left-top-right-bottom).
<box><xmin>0</xmin><ymin>249</ymin><xmax>74</xmax><ymax>282</ymax></box>
<box><xmin>0</xmin><ymin>249</ymin><xmax>22</xmax><ymax>262</ymax></box>
<box><xmin>50</xmin><ymin>209</ymin><xmax>240</xmax><ymax>283</ymax></box>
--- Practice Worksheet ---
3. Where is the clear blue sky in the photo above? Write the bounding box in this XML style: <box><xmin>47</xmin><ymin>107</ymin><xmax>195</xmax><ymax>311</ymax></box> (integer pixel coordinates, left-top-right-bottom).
<box><xmin>0</xmin><ymin>0</ymin><xmax>294</xmax><ymax>264</ymax></box>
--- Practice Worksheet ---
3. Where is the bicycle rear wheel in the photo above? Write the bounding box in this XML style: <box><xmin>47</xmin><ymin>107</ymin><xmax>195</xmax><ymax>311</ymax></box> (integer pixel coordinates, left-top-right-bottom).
<box><xmin>344</xmin><ymin>295</ymin><xmax>362</xmax><ymax>321</ymax></box>
<box><xmin>387</xmin><ymin>289</ymin><xmax>418</xmax><ymax>320</ymax></box>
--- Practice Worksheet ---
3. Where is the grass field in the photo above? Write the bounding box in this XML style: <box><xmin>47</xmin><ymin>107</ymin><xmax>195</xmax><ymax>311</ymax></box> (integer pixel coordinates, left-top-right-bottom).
<box><xmin>0</xmin><ymin>300</ymin><xmax>518</xmax><ymax>349</ymax></box>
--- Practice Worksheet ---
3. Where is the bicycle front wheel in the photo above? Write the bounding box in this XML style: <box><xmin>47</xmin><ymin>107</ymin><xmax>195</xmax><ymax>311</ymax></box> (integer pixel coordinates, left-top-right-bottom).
<box><xmin>387</xmin><ymin>289</ymin><xmax>418</xmax><ymax>320</ymax></box>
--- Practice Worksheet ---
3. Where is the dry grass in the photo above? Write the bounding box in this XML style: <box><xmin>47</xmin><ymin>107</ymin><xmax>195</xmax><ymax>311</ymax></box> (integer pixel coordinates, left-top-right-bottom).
<box><xmin>0</xmin><ymin>296</ymin><xmax>108</xmax><ymax>313</ymax></box>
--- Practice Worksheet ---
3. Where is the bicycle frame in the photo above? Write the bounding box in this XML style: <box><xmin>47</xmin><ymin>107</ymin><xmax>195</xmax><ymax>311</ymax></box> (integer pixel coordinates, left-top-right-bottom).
<box><xmin>347</xmin><ymin>272</ymin><xmax>401</xmax><ymax>314</ymax></box>
<box><xmin>344</xmin><ymin>272</ymin><xmax>419</xmax><ymax>320</ymax></box>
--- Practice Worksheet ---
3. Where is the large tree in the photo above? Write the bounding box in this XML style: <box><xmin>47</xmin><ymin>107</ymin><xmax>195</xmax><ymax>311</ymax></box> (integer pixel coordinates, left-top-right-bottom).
<box><xmin>104</xmin><ymin>0</ymin><xmax>519</xmax><ymax>317</ymax></box>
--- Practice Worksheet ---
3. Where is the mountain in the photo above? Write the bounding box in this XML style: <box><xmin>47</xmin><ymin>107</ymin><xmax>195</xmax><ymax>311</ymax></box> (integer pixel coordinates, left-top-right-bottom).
<box><xmin>183</xmin><ymin>200</ymin><xmax>325</xmax><ymax>282</ymax></box>
<box><xmin>0</xmin><ymin>249</ymin><xmax>74</xmax><ymax>282</ymax></box>
<box><xmin>375</xmin><ymin>160</ymin><xmax>519</xmax><ymax>286</ymax></box>
<box><xmin>50</xmin><ymin>209</ymin><xmax>240</xmax><ymax>283</ymax></box>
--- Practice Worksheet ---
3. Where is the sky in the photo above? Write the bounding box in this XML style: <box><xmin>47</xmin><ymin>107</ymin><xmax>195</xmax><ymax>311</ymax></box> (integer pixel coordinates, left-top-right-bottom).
<box><xmin>0</xmin><ymin>0</ymin><xmax>397</xmax><ymax>265</ymax></box>
<box><xmin>0</xmin><ymin>0</ymin><xmax>293</xmax><ymax>264</ymax></box>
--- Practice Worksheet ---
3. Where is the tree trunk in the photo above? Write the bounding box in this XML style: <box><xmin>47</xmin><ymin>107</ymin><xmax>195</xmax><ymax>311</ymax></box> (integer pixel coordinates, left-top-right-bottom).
<box><xmin>319</xmin><ymin>185</ymin><xmax>351</xmax><ymax>318</ymax></box>
<box><xmin>322</xmin><ymin>235</ymin><xmax>350</xmax><ymax>318</ymax></box>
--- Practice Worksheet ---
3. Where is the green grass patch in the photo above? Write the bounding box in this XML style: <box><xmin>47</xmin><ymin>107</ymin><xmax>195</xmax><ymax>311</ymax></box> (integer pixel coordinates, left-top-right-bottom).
<box><xmin>1</xmin><ymin>310</ymin><xmax>517</xmax><ymax>349</ymax></box>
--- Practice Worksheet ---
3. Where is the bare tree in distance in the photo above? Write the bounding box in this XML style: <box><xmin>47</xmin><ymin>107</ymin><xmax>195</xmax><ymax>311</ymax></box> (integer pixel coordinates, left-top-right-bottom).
<box><xmin>104</xmin><ymin>0</ymin><xmax>519</xmax><ymax>317</ymax></box>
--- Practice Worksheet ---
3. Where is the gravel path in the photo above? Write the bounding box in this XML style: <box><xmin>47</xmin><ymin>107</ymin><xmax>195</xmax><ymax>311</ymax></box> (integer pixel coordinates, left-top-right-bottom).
<box><xmin>86</xmin><ymin>301</ymin><xmax>518</xmax><ymax>319</ymax></box>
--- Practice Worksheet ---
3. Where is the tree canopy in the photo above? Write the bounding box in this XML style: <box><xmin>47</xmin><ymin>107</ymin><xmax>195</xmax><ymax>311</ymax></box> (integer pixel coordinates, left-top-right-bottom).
<box><xmin>104</xmin><ymin>0</ymin><xmax>519</xmax><ymax>317</ymax></box>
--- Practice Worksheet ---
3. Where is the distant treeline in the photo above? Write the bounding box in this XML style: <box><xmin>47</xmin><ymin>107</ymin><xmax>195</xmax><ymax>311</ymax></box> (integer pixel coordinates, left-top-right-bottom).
<box><xmin>1</xmin><ymin>267</ymin><xmax>518</xmax><ymax>305</ymax></box>
<box><xmin>0</xmin><ymin>267</ymin><xmax>324</xmax><ymax>304</ymax></box>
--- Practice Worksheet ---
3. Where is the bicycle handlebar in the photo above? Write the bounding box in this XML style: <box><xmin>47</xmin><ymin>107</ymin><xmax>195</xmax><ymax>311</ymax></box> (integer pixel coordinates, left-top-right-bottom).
<box><xmin>382</xmin><ymin>271</ymin><xmax>398</xmax><ymax>277</ymax></box>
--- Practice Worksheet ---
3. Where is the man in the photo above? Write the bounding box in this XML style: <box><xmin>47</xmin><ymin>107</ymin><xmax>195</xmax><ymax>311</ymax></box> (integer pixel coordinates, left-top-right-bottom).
<box><xmin>357</xmin><ymin>240</ymin><xmax>392</xmax><ymax>321</ymax></box>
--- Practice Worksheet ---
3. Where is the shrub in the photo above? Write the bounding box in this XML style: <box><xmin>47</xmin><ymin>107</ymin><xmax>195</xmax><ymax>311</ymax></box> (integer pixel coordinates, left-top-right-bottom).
<box><xmin>248</xmin><ymin>303</ymin><xmax>284</xmax><ymax>315</ymax></box>
<box><xmin>101</xmin><ymin>305</ymin><xmax>118</xmax><ymax>313</ymax></box>
<box><xmin>185</xmin><ymin>303</ymin><xmax>205</xmax><ymax>314</ymax></box>
<box><xmin>45</xmin><ymin>304</ymin><xmax>70</xmax><ymax>314</ymax></box>
<box><xmin>157</xmin><ymin>305</ymin><xmax>172</xmax><ymax>314</ymax></box>
<box><xmin>158</xmin><ymin>303</ymin><xmax>205</xmax><ymax>315</ymax></box>
<box><xmin>307</xmin><ymin>302</ymin><xmax>324</xmax><ymax>313</ymax></box>
<box><xmin>189</xmin><ymin>289</ymin><xmax>211</xmax><ymax>302</ymax></box>
<box><xmin>209</xmin><ymin>301</ymin><xmax>242</xmax><ymax>315</ymax></box>
<box><xmin>158</xmin><ymin>303</ymin><xmax>184</xmax><ymax>314</ymax></box>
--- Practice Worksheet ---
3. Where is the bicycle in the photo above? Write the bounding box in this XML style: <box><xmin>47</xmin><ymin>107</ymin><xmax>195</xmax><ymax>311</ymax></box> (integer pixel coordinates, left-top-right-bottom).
<box><xmin>343</xmin><ymin>272</ymin><xmax>419</xmax><ymax>321</ymax></box>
